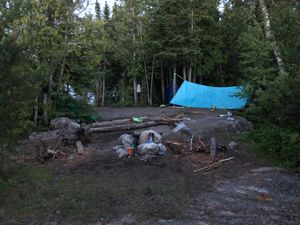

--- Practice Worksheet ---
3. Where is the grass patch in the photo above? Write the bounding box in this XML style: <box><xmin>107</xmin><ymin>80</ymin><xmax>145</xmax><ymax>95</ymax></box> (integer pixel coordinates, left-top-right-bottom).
<box><xmin>1</xmin><ymin>163</ymin><xmax>187</xmax><ymax>224</ymax></box>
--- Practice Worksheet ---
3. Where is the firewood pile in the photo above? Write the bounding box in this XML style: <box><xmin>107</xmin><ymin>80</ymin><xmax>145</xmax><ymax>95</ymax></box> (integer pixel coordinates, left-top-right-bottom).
<box><xmin>163</xmin><ymin>122</ymin><xmax>227</xmax><ymax>158</ymax></box>
<box><xmin>165</xmin><ymin>134</ymin><xmax>210</xmax><ymax>154</ymax></box>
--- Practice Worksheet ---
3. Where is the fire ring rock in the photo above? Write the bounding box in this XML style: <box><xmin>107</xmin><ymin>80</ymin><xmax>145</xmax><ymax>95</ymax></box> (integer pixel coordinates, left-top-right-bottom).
<box><xmin>138</xmin><ymin>130</ymin><xmax>162</xmax><ymax>144</ymax></box>
<box><xmin>137</xmin><ymin>143</ymin><xmax>160</xmax><ymax>155</ymax></box>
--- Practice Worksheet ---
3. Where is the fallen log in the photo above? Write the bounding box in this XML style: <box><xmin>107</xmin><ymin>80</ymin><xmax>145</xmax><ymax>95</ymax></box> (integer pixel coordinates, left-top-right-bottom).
<box><xmin>89</xmin><ymin>121</ymin><xmax>170</xmax><ymax>133</ymax></box>
<box><xmin>91</xmin><ymin>116</ymin><xmax>183</xmax><ymax>128</ymax></box>
<box><xmin>91</xmin><ymin>118</ymin><xmax>134</xmax><ymax>128</ymax></box>
<box><xmin>193</xmin><ymin>157</ymin><xmax>234</xmax><ymax>173</ymax></box>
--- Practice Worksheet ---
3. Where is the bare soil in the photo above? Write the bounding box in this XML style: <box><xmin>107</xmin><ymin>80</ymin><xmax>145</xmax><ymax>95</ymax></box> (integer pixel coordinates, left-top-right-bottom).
<box><xmin>1</xmin><ymin>107</ymin><xmax>299</xmax><ymax>225</ymax></box>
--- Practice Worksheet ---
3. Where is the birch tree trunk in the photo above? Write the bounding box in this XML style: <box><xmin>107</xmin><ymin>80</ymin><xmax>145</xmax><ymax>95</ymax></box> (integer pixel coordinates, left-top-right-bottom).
<box><xmin>160</xmin><ymin>64</ymin><xmax>165</xmax><ymax>104</ymax></box>
<box><xmin>188</xmin><ymin>62</ymin><xmax>192</xmax><ymax>81</ymax></box>
<box><xmin>259</xmin><ymin>0</ymin><xmax>286</xmax><ymax>75</ymax></box>
<box><xmin>173</xmin><ymin>65</ymin><xmax>177</xmax><ymax>97</ymax></box>
<box><xmin>183</xmin><ymin>63</ymin><xmax>187</xmax><ymax>80</ymax></box>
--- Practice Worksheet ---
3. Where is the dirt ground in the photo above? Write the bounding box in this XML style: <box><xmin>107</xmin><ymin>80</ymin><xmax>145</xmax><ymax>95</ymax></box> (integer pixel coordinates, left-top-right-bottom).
<box><xmin>1</xmin><ymin>107</ymin><xmax>300</xmax><ymax>225</ymax></box>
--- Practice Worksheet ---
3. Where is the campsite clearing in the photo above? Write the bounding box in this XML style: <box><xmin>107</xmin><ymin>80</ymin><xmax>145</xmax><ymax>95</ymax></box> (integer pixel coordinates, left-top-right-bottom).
<box><xmin>1</xmin><ymin>107</ymin><xmax>300</xmax><ymax>225</ymax></box>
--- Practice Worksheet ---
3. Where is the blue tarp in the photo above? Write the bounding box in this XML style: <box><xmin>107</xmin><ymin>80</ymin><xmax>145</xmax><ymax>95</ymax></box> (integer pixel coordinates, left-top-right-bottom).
<box><xmin>170</xmin><ymin>81</ymin><xmax>247</xmax><ymax>109</ymax></box>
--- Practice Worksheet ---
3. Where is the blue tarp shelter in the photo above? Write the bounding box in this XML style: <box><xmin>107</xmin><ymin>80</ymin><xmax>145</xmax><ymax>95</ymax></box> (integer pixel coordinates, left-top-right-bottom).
<box><xmin>170</xmin><ymin>81</ymin><xmax>247</xmax><ymax>109</ymax></box>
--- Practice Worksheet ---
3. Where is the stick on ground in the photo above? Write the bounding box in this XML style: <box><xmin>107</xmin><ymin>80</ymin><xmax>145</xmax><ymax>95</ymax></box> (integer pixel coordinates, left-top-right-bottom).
<box><xmin>193</xmin><ymin>157</ymin><xmax>234</xmax><ymax>173</ymax></box>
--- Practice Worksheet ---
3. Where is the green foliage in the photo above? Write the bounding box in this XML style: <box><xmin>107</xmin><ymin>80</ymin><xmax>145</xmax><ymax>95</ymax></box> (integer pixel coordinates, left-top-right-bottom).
<box><xmin>237</xmin><ymin>1</ymin><xmax>300</xmax><ymax>128</ymax></box>
<box><xmin>54</xmin><ymin>94</ymin><xmax>99</xmax><ymax>122</ymax></box>
<box><xmin>247</xmin><ymin>125</ymin><xmax>300</xmax><ymax>170</ymax></box>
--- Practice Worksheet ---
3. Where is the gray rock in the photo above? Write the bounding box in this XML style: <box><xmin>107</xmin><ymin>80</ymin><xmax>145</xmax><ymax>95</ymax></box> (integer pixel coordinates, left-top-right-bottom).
<box><xmin>158</xmin><ymin>143</ymin><xmax>167</xmax><ymax>155</ymax></box>
<box><xmin>137</xmin><ymin>142</ymin><xmax>159</xmax><ymax>155</ymax></box>
<box><xmin>172</xmin><ymin>122</ymin><xmax>191</xmax><ymax>134</ymax></box>
<box><xmin>228</xmin><ymin>141</ymin><xmax>238</xmax><ymax>150</ymax></box>
<box><xmin>29</xmin><ymin>129</ymin><xmax>78</xmax><ymax>147</ymax></box>
<box><xmin>233</xmin><ymin>116</ymin><xmax>253</xmax><ymax>133</ymax></box>
<box><xmin>139</xmin><ymin>130</ymin><xmax>162</xmax><ymax>144</ymax></box>
<box><xmin>50</xmin><ymin>117</ymin><xmax>81</xmax><ymax>133</ymax></box>
<box><xmin>250</xmin><ymin>167</ymin><xmax>283</xmax><ymax>173</ymax></box>
<box><xmin>118</xmin><ymin>134</ymin><xmax>135</xmax><ymax>150</ymax></box>
<box><xmin>113</xmin><ymin>145</ymin><xmax>124</xmax><ymax>151</ymax></box>
<box><xmin>115</xmin><ymin>147</ymin><xmax>128</xmax><ymax>158</ymax></box>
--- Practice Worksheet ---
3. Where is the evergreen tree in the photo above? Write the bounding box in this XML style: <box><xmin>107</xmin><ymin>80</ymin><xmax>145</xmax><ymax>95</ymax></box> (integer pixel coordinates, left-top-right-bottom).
<box><xmin>95</xmin><ymin>0</ymin><xmax>101</xmax><ymax>20</ymax></box>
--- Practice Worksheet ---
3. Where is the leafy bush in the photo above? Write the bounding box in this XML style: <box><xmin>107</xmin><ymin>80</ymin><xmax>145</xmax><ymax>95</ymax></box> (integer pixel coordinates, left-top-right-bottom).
<box><xmin>247</xmin><ymin>124</ymin><xmax>300</xmax><ymax>170</ymax></box>
<box><xmin>54</xmin><ymin>94</ymin><xmax>99</xmax><ymax>122</ymax></box>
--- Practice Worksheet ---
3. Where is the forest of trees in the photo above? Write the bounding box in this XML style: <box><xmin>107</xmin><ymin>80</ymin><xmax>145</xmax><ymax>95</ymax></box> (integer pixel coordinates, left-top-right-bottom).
<box><xmin>0</xmin><ymin>0</ymin><xmax>299</xmax><ymax>167</ymax></box>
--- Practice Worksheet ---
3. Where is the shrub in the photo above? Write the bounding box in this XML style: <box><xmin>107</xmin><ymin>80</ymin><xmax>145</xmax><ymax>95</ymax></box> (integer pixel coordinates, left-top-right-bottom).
<box><xmin>247</xmin><ymin>124</ymin><xmax>300</xmax><ymax>170</ymax></box>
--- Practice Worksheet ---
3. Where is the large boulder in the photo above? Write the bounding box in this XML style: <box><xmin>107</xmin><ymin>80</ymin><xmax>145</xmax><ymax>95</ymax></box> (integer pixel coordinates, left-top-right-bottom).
<box><xmin>29</xmin><ymin>129</ymin><xmax>78</xmax><ymax>150</ymax></box>
<box><xmin>233</xmin><ymin>116</ymin><xmax>253</xmax><ymax>133</ymax></box>
<box><xmin>50</xmin><ymin>117</ymin><xmax>81</xmax><ymax>133</ymax></box>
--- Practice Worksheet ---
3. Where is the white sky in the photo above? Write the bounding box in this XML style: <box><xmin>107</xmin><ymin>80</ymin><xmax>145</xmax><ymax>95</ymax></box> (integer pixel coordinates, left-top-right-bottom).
<box><xmin>84</xmin><ymin>0</ymin><xmax>116</xmax><ymax>15</ymax></box>
<box><xmin>81</xmin><ymin>1</ymin><xmax>224</xmax><ymax>16</ymax></box>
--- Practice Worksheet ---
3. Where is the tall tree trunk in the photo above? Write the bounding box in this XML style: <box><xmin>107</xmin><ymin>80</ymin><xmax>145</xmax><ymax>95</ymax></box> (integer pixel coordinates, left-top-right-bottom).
<box><xmin>160</xmin><ymin>63</ymin><xmax>165</xmax><ymax>104</ymax></box>
<box><xmin>150</xmin><ymin>56</ymin><xmax>155</xmax><ymax>105</ymax></box>
<box><xmin>183</xmin><ymin>63</ymin><xmax>187</xmax><ymax>80</ymax></box>
<box><xmin>48</xmin><ymin>74</ymin><xmax>52</xmax><ymax>98</ymax></box>
<box><xmin>173</xmin><ymin>64</ymin><xmax>177</xmax><ymax>97</ymax></box>
<box><xmin>132</xmin><ymin>4</ymin><xmax>138</xmax><ymax>106</ymax></box>
<box><xmin>259</xmin><ymin>0</ymin><xmax>286</xmax><ymax>75</ymax></box>
<box><xmin>191</xmin><ymin>0</ymin><xmax>194</xmax><ymax>31</ymax></box>
<box><xmin>143</xmin><ymin>55</ymin><xmax>150</xmax><ymax>104</ymax></box>
<box><xmin>102</xmin><ymin>64</ymin><xmax>106</xmax><ymax>107</ymax></box>
<box><xmin>188</xmin><ymin>62</ymin><xmax>192</xmax><ymax>81</ymax></box>
<box><xmin>43</xmin><ymin>93</ymin><xmax>48</xmax><ymax>126</ymax></box>
<box><xmin>133</xmin><ymin>49</ymin><xmax>138</xmax><ymax>105</ymax></box>
<box><xmin>133</xmin><ymin>77</ymin><xmax>138</xmax><ymax>105</ymax></box>
<box><xmin>43</xmin><ymin>74</ymin><xmax>52</xmax><ymax>126</ymax></box>
<box><xmin>102</xmin><ymin>76</ymin><xmax>105</xmax><ymax>107</ymax></box>
<box><xmin>220</xmin><ymin>63</ymin><xmax>224</xmax><ymax>86</ymax></box>
<box><xmin>34</xmin><ymin>95</ymin><xmax>38</xmax><ymax>126</ymax></box>
<box><xmin>95</xmin><ymin>79</ymin><xmax>101</xmax><ymax>107</ymax></box>
<box><xmin>189</xmin><ymin>0</ymin><xmax>194</xmax><ymax>82</ymax></box>
<box><xmin>58</xmin><ymin>55</ymin><xmax>67</xmax><ymax>91</ymax></box>
<box><xmin>122</xmin><ymin>79</ymin><xmax>125</xmax><ymax>106</ymax></box>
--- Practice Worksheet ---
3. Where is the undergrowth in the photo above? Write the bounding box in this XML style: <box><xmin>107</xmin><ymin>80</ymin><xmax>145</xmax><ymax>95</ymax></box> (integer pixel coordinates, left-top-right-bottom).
<box><xmin>246</xmin><ymin>124</ymin><xmax>300</xmax><ymax>170</ymax></box>
<box><xmin>54</xmin><ymin>94</ymin><xmax>100</xmax><ymax>122</ymax></box>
